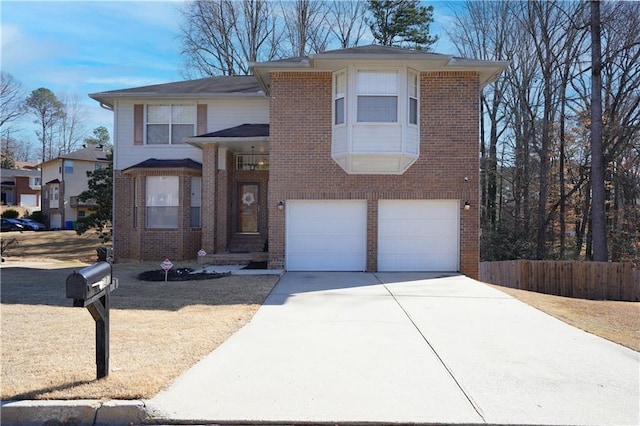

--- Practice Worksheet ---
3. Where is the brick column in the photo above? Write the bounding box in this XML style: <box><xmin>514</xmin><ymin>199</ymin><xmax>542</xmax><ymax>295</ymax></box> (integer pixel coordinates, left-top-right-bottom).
<box><xmin>201</xmin><ymin>143</ymin><xmax>217</xmax><ymax>254</ymax></box>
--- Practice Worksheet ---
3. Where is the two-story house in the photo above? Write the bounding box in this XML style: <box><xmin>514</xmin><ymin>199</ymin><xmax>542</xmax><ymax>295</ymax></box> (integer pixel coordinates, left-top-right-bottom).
<box><xmin>90</xmin><ymin>45</ymin><xmax>507</xmax><ymax>278</ymax></box>
<box><xmin>40</xmin><ymin>145</ymin><xmax>110</xmax><ymax>229</ymax></box>
<box><xmin>1</xmin><ymin>162</ymin><xmax>41</xmax><ymax>209</ymax></box>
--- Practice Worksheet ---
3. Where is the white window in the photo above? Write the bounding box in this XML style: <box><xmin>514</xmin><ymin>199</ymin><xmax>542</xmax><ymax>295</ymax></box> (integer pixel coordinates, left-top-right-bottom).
<box><xmin>64</xmin><ymin>160</ymin><xmax>74</xmax><ymax>174</ymax></box>
<box><xmin>356</xmin><ymin>70</ymin><xmax>398</xmax><ymax>123</ymax></box>
<box><xmin>146</xmin><ymin>104</ymin><xmax>195</xmax><ymax>145</ymax></box>
<box><xmin>191</xmin><ymin>177</ymin><xmax>201</xmax><ymax>228</ymax></box>
<box><xmin>409</xmin><ymin>71</ymin><xmax>419</xmax><ymax>125</ymax></box>
<box><xmin>334</xmin><ymin>71</ymin><xmax>346</xmax><ymax>125</ymax></box>
<box><xmin>146</xmin><ymin>176</ymin><xmax>179</xmax><ymax>228</ymax></box>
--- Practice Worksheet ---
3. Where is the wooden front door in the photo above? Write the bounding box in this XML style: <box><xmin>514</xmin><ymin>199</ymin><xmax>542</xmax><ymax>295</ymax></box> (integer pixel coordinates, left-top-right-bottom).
<box><xmin>237</xmin><ymin>183</ymin><xmax>259</xmax><ymax>233</ymax></box>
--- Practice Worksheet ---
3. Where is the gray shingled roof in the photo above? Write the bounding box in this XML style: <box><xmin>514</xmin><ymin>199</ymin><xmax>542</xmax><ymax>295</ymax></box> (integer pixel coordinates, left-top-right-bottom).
<box><xmin>124</xmin><ymin>158</ymin><xmax>202</xmax><ymax>171</ymax></box>
<box><xmin>90</xmin><ymin>76</ymin><xmax>262</xmax><ymax>107</ymax></box>
<box><xmin>40</xmin><ymin>146</ymin><xmax>110</xmax><ymax>166</ymax></box>
<box><xmin>196</xmin><ymin>123</ymin><xmax>269</xmax><ymax>138</ymax></box>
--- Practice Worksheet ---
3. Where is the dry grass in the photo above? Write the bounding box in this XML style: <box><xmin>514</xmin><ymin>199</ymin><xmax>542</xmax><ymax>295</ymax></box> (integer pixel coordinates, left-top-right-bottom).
<box><xmin>1</xmin><ymin>231</ymin><xmax>637</xmax><ymax>401</ymax></box>
<box><xmin>488</xmin><ymin>284</ymin><xmax>640</xmax><ymax>352</ymax></box>
<box><xmin>1</xmin><ymin>263</ymin><xmax>279</xmax><ymax>400</ymax></box>
<box><xmin>1</xmin><ymin>229</ymin><xmax>108</xmax><ymax>263</ymax></box>
<box><xmin>1</xmin><ymin>230</ymin><xmax>278</xmax><ymax>400</ymax></box>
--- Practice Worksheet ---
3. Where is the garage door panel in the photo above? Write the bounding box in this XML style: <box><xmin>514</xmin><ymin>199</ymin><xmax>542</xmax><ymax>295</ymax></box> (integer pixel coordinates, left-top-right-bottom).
<box><xmin>378</xmin><ymin>200</ymin><xmax>459</xmax><ymax>272</ymax></box>
<box><xmin>286</xmin><ymin>200</ymin><xmax>366</xmax><ymax>271</ymax></box>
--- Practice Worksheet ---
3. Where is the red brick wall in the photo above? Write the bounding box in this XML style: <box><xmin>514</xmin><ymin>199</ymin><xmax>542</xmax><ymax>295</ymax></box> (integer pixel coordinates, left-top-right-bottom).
<box><xmin>268</xmin><ymin>71</ymin><xmax>481</xmax><ymax>277</ymax></box>
<box><xmin>113</xmin><ymin>169</ymin><xmax>202</xmax><ymax>262</ymax></box>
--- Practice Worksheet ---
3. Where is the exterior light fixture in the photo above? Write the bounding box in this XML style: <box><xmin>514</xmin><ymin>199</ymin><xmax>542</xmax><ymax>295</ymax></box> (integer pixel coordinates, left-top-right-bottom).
<box><xmin>278</xmin><ymin>200</ymin><xmax>285</xmax><ymax>210</ymax></box>
<box><xmin>464</xmin><ymin>200</ymin><xmax>471</xmax><ymax>210</ymax></box>
<box><xmin>249</xmin><ymin>146</ymin><xmax>256</xmax><ymax>171</ymax></box>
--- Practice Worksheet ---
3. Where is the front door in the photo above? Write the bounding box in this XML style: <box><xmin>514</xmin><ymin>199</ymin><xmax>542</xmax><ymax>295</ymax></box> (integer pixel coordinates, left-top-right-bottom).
<box><xmin>237</xmin><ymin>183</ymin><xmax>259</xmax><ymax>233</ymax></box>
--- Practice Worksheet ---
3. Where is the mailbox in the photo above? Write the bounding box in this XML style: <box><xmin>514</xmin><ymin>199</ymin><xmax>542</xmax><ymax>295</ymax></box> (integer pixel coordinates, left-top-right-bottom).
<box><xmin>66</xmin><ymin>261</ymin><xmax>112</xmax><ymax>306</ymax></box>
<box><xmin>65</xmin><ymin>261</ymin><xmax>117</xmax><ymax>379</ymax></box>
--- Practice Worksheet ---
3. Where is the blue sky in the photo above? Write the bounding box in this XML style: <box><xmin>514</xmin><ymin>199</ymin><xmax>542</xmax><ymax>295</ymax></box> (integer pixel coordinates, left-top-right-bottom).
<box><xmin>1</xmin><ymin>0</ymin><xmax>457</xmax><ymax>154</ymax></box>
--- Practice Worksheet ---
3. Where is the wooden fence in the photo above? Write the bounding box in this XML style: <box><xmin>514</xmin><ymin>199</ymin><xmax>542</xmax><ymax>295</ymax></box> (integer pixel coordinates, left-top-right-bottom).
<box><xmin>479</xmin><ymin>260</ymin><xmax>639</xmax><ymax>302</ymax></box>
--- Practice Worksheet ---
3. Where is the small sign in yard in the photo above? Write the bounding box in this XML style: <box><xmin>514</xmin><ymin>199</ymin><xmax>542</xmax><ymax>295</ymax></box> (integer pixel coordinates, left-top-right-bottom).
<box><xmin>161</xmin><ymin>258</ymin><xmax>173</xmax><ymax>282</ymax></box>
<box><xmin>197</xmin><ymin>249</ymin><xmax>206</xmax><ymax>265</ymax></box>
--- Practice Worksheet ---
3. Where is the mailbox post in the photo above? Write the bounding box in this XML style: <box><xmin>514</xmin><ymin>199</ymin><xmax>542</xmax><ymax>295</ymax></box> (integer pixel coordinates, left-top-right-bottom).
<box><xmin>66</xmin><ymin>261</ymin><xmax>118</xmax><ymax>379</ymax></box>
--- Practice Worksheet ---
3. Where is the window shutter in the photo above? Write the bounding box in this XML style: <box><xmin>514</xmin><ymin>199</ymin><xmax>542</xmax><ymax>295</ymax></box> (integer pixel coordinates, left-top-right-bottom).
<box><xmin>134</xmin><ymin>104</ymin><xmax>143</xmax><ymax>145</ymax></box>
<box><xmin>197</xmin><ymin>104</ymin><xmax>207</xmax><ymax>135</ymax></box>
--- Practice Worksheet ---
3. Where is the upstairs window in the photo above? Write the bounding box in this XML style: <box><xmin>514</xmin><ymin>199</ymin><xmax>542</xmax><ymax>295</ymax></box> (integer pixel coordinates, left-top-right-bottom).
<box><xmin>146</xmin><ymin>104</ymin><xmax>195</xmax><ymax>145</ymax></box>
<box><xmin>356</xmin><ymin>70</ymin><xmax>398</xmax><ymax>123</ymax></box>
<box><xmin>409</xmin><ymin>71</ymin><xmax>418</xmax><ymax>125</ymax></box>
<box><xmin>334</xmin><ymin>71</ymin><xmax>346</xmax><ymax>125</ymax></box>
<box><xmin>64</xmin><ymin>160</ymin><xmax>74</xmax><ymax>174</ymax></box>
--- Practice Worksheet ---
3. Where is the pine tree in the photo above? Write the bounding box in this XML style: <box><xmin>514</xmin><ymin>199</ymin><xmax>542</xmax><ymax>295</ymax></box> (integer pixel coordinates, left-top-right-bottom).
<box><xmin>367</xmin><ymin>0</ymin><xmax>438</xmax><ymax>50</ymax></box>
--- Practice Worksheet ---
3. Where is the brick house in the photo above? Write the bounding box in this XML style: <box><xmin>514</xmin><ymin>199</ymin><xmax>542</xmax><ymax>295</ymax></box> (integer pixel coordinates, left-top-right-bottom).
<box><xmin>90</xmin><ymin>46</ymin><xmax>507</xmax><ymax>278</ymax></box>
<box><xmin>1</xmin><ymin>162</ymin><xmax>41</xmax><ymax>209</ymax></box>
<box><xmin>40</xmin><ymin>145</ymin><xmax>111</xmax><ymax>229</ymax></box>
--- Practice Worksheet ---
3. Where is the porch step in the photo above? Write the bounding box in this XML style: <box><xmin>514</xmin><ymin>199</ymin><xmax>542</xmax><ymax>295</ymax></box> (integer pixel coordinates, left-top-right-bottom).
<box><xmin>228</xmin><ymin>233</ymin><xmax>267</xmax><ymax>253</ymax></box>
<box><xmin>204</xmin><ymin>252</ymin><xmax>267</xmax><ymax>266</ymax></box>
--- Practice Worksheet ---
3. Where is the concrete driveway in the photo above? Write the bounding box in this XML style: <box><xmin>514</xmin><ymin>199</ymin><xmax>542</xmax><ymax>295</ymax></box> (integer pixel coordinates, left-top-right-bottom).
<box><xmin>148</xmin><ymin>272</ymin><xmax>639</xmax><ymax>425</ymax></box>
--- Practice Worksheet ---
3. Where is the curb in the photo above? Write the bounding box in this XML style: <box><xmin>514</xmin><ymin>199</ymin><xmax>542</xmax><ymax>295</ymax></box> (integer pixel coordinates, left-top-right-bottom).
<box><xmin>0</xmin><ymin>400</ymin><xmax>148</xmax><ymax>426</ymax></box>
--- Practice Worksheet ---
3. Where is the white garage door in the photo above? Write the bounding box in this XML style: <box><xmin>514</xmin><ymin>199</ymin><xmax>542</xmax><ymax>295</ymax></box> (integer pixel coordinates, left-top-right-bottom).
<box><xmin>286</xmin><ymin>200</ymin><xmax>367</xmax><ymax>271</ymax></box>
<box><xmin>378</xmin><ymin>200</ymin><xmax>459</xmax><ymax>272</ymax></box>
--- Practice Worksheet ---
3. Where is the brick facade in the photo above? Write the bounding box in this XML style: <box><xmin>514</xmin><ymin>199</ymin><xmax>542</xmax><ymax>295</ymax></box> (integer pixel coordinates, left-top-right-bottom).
<box><xmin>268</xmin><ymin>71</ymin><xmax>481</xmax><ymax>278</ymax></box>
<box><xmin>114</xmin><ymin>168</ymin><xmax>202</xmax><ymax>262</ymax></box>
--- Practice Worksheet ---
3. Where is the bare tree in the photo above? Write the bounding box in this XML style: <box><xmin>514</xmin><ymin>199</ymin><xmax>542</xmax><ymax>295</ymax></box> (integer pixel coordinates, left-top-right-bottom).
<box><xmin>589</xmin><ymin>0</ymin><xmax>608</xmax><ymax>262</ymax></box>
<box><xmin>0</xmin><ymin>72</ymin><xmax>26</xmax><ymax>130</ymax></box>
<box><xmin>25</xmin><ymin>88</ymin><xmax>65</xmax><ymax>164</ymax></box>
<box><xmin>180</xmin><ymin>0</ymin><xmax>280</xmax><ymax>76</ymax></box>
<box><xmin>56</xmin><ymin>92</ymin><xmax>88</xmax><ymax>155</ymax></box>
<box><xmin>281</xmin><ymin>0</ymin><xmax>331</xmax><ymax>57</ymax></box>
<box><xmin>327</xmin><ymin>1</ymin><xmax>368</xmax><ymax>48</ymax></box>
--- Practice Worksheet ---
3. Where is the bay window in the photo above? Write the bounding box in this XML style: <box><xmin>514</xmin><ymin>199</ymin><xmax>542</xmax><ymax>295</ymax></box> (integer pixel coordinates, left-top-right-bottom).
<box><xmin>146</xmin><ymin>176</ymin><xmax>179</xmax><ymax>228</ymax></box>
<box><xmin>331</xmin><ymin>67</ymin><xmax>420</xmax><ymax>174</ymax></box>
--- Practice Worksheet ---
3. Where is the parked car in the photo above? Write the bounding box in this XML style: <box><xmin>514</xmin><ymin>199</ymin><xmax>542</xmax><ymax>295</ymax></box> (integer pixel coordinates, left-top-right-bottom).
<box><xmin>1</xmin><ymin>219</ymin><xmax>25</xmax><ymax>232</ymax></box>
<box><xmin>18</xmin><ymin>218</ymin><xmax>47</xmax><ymax>231</ymax></box>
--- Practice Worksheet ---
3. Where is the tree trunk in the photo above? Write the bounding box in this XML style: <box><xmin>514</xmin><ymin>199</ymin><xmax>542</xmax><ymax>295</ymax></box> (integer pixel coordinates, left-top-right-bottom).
<box><xmin>590</xmin><ymin>0</ymin><xmax>608</xmax><ymax>261</ymax></box>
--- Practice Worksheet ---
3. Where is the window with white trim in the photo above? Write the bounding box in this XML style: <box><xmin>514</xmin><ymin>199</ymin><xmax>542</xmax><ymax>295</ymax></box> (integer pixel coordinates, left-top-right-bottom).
<box><xmin>146</xmin><ymin>104</ymin><xmax>195</xmax><ymax>145</ymax></box>
<box><xmin>146</xmin><ymin>176</ymin><xmax>179</xmax><ymax>228</ymax></box>
<box><xmin>334</xmin><ymin>71</ymin><xmax>346</xmax><ymax>125</ymax></box>
<box><xmin>408</xmin><ymin>71</ymin><xmax>418</xmax><ymax>125</ymax></box>
<box><xmin>64</xmin><ymin>160</ymin><xmax>74</xmax><ymax>174</ymax></box>
<box><xmin>356</xmin><ymin>70</ymin><xmax>398</xmax><ymax>123</ymax></box>
<box><xmin>191</xmin><ymin>176</ymin><xmax>201</xmax><ymax>228</ymax></box>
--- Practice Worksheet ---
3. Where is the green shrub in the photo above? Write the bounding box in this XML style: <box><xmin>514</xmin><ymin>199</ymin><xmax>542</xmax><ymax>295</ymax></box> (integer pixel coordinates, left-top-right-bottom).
<box><xmin>1</xmin><ymin>209</ymin><xmax>19</xmax><ymax>219</ymax></box>
<box><xmin>27</xmin><ymin>210</ymin><xmax>45</xmax><ymax>223</ymax></box>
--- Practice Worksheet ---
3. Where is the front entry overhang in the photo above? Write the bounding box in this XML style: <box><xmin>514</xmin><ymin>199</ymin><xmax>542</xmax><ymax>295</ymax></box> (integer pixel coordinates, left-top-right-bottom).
<box><xmin>185</xmin><ymin>123</ymin><xmax>269</xmax><ymax>154</ymax></box>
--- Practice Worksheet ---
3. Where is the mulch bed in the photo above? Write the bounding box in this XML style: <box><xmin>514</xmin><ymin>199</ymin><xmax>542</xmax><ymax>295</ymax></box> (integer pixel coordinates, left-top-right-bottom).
<box><xmin>137</xmin><ymin>268</ymin><xmax>230</xmax><ymax>281</ymax></box>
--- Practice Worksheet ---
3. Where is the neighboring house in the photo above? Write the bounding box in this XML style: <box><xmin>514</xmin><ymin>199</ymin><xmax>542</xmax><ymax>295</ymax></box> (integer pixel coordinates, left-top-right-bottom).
<box><xmin>90</xmin><ymin>45</ymin><xmax>507</xmax><ymax>278</ymax></box>
<box><xmin>1</xmin><ymin>162</ymin><xmax>41</xmax><ymax>209</ymax></box>
<box><xmin>40</xmin><ymin>145</ymin><xmax>110</xmax><ymax>230</ymax></box>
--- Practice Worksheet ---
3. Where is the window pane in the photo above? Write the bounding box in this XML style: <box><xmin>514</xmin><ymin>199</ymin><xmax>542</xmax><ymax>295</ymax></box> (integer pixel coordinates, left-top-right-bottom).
<box><xmin>409</xmin><ymin>72</ymin><xmax>418</xmax><ymax>98</ymax></box>
<box><xmin>357</xmin><ymin>71</ymin><xmax>398</xmax><ymax>94</ymax></box>
<box><xmin>191</xmin><ymin>177</ymin><xmax>201</xmax><ymax>207</ymax></box>
<box><xmin>147</xmin><ymin>124</ymin><xmax>170</xmax><ymax>144</ymax></box>
<box><xmin>147</xmin><ymin>105</ymin><xmax>170</xmax><ymax>123</ymax></box>
<box><xmin>335</xmin><ymin>72</ymin><xmax>346</xmax><ymax>96</ymax></box>
<box><xmin>191</xmin><ymin>207</ymin><xmax>201</xmax><ymax>228</ymax></box>
<box><xmin>146</xmin><ymin>176</ymin><xmax>179</xmax><ymax>206</ymax></box>
<box><xmin>172</xmin><ymin>105</ymin><xmax>195</xmax><ymax>123</ymax></box>
<box><xmin>410</xmin><ymin>97</ymin><xmax>418</xmax><ymax>125</ymax></box>
<box><xmin>146</xmin><ymin>207</ymin><xmax>179</xmax><ymax>228</ymax></box>
<box><xmin>335</xmin><ymin>97</ymin><xmax>345</xmax><ymax>125</ymax></box>
<box><xmin>357</xmin><ymin>96</ymin><xmax>397</xmax><ymax>122</ymax></box>
<box><xmin>171</xmin><ymin>124</ymin><xmax>194</xmax><ymax>144</ymax></box>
